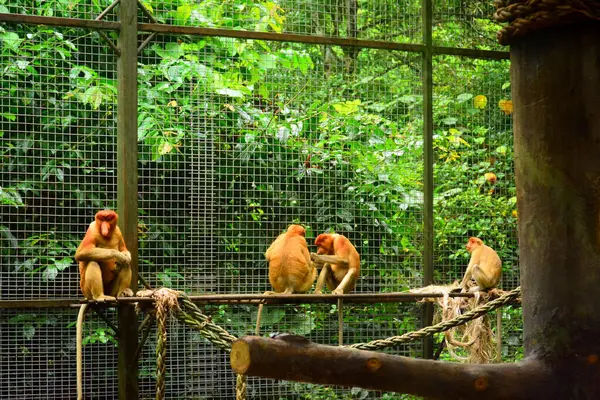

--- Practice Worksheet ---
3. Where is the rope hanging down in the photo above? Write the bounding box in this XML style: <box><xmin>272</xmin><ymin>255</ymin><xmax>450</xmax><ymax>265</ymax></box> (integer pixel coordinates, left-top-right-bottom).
<box><xmin>175</xmin><ymin>294</ymin><xmax>246</xmax><ymax>400</ymax></box>
<box><xmin>347</xmin><ymin>286</ymin><xmax>521</xmax><ymax>351</ymax></box>
<box><xmin>494</xmin><ymin>0</ymin><xmax>600</xmax><ymax>45</ymax></box>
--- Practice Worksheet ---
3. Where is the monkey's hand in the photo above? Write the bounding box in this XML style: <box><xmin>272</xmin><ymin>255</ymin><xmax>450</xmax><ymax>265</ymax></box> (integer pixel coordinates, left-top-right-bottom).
<box><xmin>332</xmin><ymin>288</ymin><xmax>344</xmax><ymax>295</ymax></box>
<box><xmin>114</xmin><ymin>250</ymin><xmax>131</xmax><ymax>265</ymax></box>
<box><xmin>313</xmin><ymin>290</ymin><xmax>323</xmax><ymax>295</ymax></box>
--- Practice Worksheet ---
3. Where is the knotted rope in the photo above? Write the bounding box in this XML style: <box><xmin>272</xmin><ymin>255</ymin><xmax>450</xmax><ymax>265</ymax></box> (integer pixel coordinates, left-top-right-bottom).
<box><xmin>347</xmin><ymin>286</ymin><xmax>521</xmax><ymax>351</ymax></box>
<box><xmin>150</xmin><ymin>288</ymin><xmax>182</xmax><ymax>400</ymax></box>
<box><xmin>494</xmin><ymin>0</ymin><xmax>600</xmax><ymax>45</ymax></box>
<box><xmin>176</xmin><ymin>294</ymin><xmax>246</xmax><ymax>400</ymax></box>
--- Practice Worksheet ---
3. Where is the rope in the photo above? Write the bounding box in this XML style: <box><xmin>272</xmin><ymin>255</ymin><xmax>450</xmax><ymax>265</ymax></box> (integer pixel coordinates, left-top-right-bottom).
<box><xmin>347</xmin><ymin>286</ymin><xmax>521</xmax><ymax>351</ymax></box>
<box><xmin>142</xmin><ymin>288</ymin><xmax>181</xmax><ymax>400</ymax></box>
<box><xmin>494</xmin><ymin>0</ymin><xmax>600</xmax><ymax>45</ymax></box>
<box><xmin>175</xmin><ymin>294</ymin><xmax>246</xmax><ymax>400</ymax></box>
<box><xmin>140</xmin><ymin>288</ymin><xmax>519</xmax><ymax>399</ymax></box>
<box><xmin>236</xmin><ymin>373</ymin><xmax>247</xmax><ymax>400</ymax></box>
<box><xmin>176</xmin><ymin>295</ymin><xmax>237</xmax><ymax>351</ymax></box>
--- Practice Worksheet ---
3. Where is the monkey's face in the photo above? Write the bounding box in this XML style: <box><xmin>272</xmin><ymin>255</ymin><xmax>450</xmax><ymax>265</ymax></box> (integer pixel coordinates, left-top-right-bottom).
<box><xmin>466</xmin><ymin>237</ymin><xmax>482</xmax><ymax>253</ymax></box>
<box><xmin>315</xmin><ymin>234</ymin><xmax>334</xmax><ymax>255</ymax></box>
<box><xmin>96</xmin><ymin>210</ymin><xmax>118</xmax><ymax>238</ymax></box>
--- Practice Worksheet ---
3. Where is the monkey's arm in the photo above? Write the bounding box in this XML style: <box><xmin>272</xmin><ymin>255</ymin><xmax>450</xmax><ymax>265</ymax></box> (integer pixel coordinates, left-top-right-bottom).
<box><xmin>460</xmin><ymin>255</ymin><xmax>478</xmax><ymax>288</ymax></box>
<box><xmin>116</xmin><ymin>229</ymin><xmax>132</xmax><ymax>264</ymax></box>
<box><xmin>314</xmin><ymin>264</ymin><xmax>331</xmax><ymax>294</ymax></box>
<box><xmin>333</xmin><ymin>268</ymin><xmax>358</xmax><ymax>294</ymax></box>
<box><xmin>75</xmin><ymin>231</ymin><xmax>127</xmax><ymax>264</ymax></box>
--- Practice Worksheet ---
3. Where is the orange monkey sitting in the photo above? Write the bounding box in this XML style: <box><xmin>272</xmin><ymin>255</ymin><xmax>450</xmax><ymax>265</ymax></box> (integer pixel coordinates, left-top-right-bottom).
<box><xmin>75</xmin><ymin>209</ymin><xmax>133</xmax><ymax>301</ymax></box>
<box><xmin>255</xmin><ymin>224</ymin><xmax>317</xmax><ymax>334</ymax></box>
<box><xmin>313</xmin><ymin>233</ymin><xmax>360</xmax><ymax>295</ymax></box>
<box><xmin>460</xmin><ymin>237</ymin><xmax>502</xmax><ymax>293</ymax></box>
<box><xmin>75</xmin><ymin>210</ymin><xmax>133</xmax><ymax>400</ymax></box>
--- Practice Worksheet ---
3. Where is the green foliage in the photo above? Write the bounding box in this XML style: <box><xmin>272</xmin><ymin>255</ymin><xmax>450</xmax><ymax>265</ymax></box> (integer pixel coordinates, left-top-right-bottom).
<box><xmin>0</xmin><ymin>2</ymin><xmax>521</xmax><ymax>397</ymax></box>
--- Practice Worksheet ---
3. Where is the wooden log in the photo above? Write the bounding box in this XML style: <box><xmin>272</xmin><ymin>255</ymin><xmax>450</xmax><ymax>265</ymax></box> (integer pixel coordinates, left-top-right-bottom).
<box><xmin>310</xmin><ymin>253</ymin><xmax>349</xmax><ymax>267</ymax></box>
<box><xmin>230</xmin><ymin>336</ymin><xmax>549</xmax><ymax>400</ymax></box>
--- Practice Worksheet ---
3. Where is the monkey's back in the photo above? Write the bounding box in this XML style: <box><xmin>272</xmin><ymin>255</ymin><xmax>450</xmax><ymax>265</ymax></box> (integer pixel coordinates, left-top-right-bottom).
<box><xmin>267</xmin><ymin>234</ymin><xmax>315</xmax><ymax>293</ymax></box>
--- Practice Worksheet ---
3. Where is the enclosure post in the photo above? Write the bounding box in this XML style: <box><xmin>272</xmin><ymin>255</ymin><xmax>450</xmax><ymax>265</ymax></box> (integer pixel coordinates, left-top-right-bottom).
<box><xmin>510</xmin><ymin>22</ymin><xmax>600</xmax><ymax>392</ymax></box>
<box><xmin>421</xmin><ymin>0</ymin><xmax>434</xmax><ymax>360</ymax></box>
<box><xmin>117</xmin><ymin>0</ymin><xmax>139</xmax><ymax>398</ymax></box>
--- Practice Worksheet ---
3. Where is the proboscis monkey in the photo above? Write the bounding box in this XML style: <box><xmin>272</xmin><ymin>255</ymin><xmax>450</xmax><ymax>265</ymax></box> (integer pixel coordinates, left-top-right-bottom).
<box><xmin>255</xmin><ymin>224</ymin><xmax>316</xmax><ymax>335</ymax></box>
<box><xmin>313</xmin><ymin>233</ymin><xmax>360</xmax><ymax>295</ymax></box>
<box><xmin>75</xmin><ymin>210</ymin><xmax>133</xmax><ymax>400</ymax></box>
<box><xmin>460</xmin><ymin>237</ymin><xmax>502</xmax><ymax>293</ymax></box>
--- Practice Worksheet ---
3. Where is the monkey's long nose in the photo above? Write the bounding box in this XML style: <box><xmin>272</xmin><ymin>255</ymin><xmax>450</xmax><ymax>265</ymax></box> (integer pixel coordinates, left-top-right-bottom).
<box><xmin>101</xmin><ymin>222</ymin><xmax>110</xmax><ymax>237</ymax></box>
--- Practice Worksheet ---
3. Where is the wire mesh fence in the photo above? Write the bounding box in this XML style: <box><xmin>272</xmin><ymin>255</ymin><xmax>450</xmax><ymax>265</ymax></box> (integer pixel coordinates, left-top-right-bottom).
<box><xmin>0</xmin><ymin>0</ymin><xmax>519</xmax><ymax>399</ymax></box>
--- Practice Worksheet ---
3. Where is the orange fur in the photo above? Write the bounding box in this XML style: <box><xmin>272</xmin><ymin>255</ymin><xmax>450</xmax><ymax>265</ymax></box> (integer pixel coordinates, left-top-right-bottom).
<box><xmin>75</xmin><ymin>210</ymin><xmax>132</xmax><ymax>300</ymax></box>
<box><xmin>314</xmin><ymin>233</ymin><xmax>360</xmax><ymax>294</ymax></box>
<box><xmin>461</xmin><ymin>237</ymin><xmax>502</xmax><ymax>292</ymax></box>
<box><xmin>265</xmin><ymin>224</ymin><xmax>316</xmax><ymax>293</ymax></box>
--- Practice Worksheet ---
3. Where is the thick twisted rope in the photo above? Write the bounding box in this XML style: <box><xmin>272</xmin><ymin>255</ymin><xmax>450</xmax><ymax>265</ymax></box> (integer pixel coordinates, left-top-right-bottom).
<box><xmin>347</xmin><ymin>287</ymin><xmax>521</xmax><ymax>351</ymax></box>
<box><xmin>152</xmin><ymin>289</ymin><xmax>181</xmax><ymax>400</ymax></box>
<box><xmin>494</xmin><ymin>0</ymin><xmax>600</xmax><ymax>45</ymax></box>
<box><xmin>176</xmin><ymin>295</ymin><xmax>246</xmax><ymax>400</ymax></box>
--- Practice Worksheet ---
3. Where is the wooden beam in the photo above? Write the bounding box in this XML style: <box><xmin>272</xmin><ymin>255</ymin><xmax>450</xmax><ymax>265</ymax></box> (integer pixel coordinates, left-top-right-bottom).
<box><xmin>0</xmin><ymin>13</ymin><xmax>119</xmax><ymax>30</ymax></box>
<box><xmin>116</xmin><ymin>0</ymin><xmax>139</xmax><ymax>398</ymax></box>
<box><xmin>230</xmin><ymin>336</ymin><xmax>549</xmax><ymax>400</ymax></box>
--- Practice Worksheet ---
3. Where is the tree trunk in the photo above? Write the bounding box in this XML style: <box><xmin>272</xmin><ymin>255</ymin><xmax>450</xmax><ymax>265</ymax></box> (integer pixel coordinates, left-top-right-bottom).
<box><xmin>511</xmin><ymin>21</ymin><xmax>600</xmax><ymax>397</ymax></box>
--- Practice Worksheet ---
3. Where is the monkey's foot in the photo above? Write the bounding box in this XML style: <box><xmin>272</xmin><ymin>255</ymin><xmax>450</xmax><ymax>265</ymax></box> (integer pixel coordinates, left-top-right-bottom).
<box><xmin>136</xmin><ymin>289</ymin><xmax>155</xmax><ymax>297</ymax></box>
<box><xmin>313</xmin><ymin>290</ymin><xmax>322</xmax><ymax>295</ymax></box>
<box><xmin>468</xmin><ymin>286</ymin><xmax>482</xmax><ymax>293</ymax></box>
<box><xmin>118</xmin><ymin>288</ymin><xmax>134</xmax><ymax>297</ymax></box>
<box><xmin>332</xmin><ymin>289</ymin><xmax>345</xmax><ymax>295</ymax></box>
<box><xmin>262</xmin><ymin>291</ymin><xmax>277</xmax><ymax>295</ymax></box>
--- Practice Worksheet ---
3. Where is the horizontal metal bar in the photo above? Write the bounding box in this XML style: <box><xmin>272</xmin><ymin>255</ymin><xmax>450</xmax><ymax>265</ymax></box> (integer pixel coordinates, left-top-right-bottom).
<box><xmin>0</xmin><ymin>292</ymin><xmax>483</xmax><ymax>309</ymax></box>
<box><xmin>432</xmin><ymin>46</ymin><xmax>509</xmax><ymax>60</ymax></box>
<box><xmin>138</xmin><ymin>23</ymin><xmax>425</xmax><ymax>52</ymax></box>
<box><xmin>0</xmin><ymin>13</ymin><xmax>510</xmax><ymax>60</ymax></box>
<box><xmin>0</xmin><ymin>13</ymin><xmax>120</xmax><ymax>30</ymax></box>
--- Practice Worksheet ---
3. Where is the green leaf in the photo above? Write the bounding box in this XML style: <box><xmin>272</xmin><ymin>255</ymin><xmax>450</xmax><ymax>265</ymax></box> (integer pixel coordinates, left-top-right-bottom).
<box><xmin>258</xmin><ymin>54</ymin><xmax>277</xmax><ymax>69</ymax></box>
<box><xmin>0</xmin><ymin>32</ymin><xmax>22</xmax><ymax>51</ymax></box>
<box><xmin>23</xmin><ymin>324</ymin><xmax>36</xmax><ymax>340</ymax></box>
<box><xmin>174</xmin><ymin>5</ymin><xmax>192</xmax><ymax>24</ymax></box>
<box><xmin>43</xmin><ymin>266</ymin><xmax>59</xmax><ymax>281</ymax></box>
<box><xmin>496</xmin><ymin>145</ymin><xmax>508</xmax><ymax>155</ymax></box>
<box><xmin>442</xmin><ymin>117</ymin><xmax>457</xmax><ymax>125</ymax></box>
<box><xmin>55</xmin><ymin>258</ymin><xmax>72</xmax><ymax>271</ymax></box>
<box><xmin>217</xmin><ymin>88</ymin><xmax>244</xmax><ymax>98</ymax></box>
<box><xmin>1</xmin><ymin>112</ymin><xmax>16</xmax><ymax>121</ymax></box>
<box><xmin>457</xmin><ymin>93</ymin><xmax>473</xmax><ymax>103</ymax></box>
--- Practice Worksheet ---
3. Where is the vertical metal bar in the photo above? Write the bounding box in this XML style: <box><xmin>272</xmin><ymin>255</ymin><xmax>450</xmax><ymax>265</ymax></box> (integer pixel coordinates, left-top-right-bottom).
<box><xmin>117</xmin><ymin>0</ymin><xmax>139</xmax><ymax>398</ymax></box>
<box><xmin>421</xmin><ymin>0</ymin><xmax>434</xmax><ymax>360</ymax></box>
<box><xmin>337</xmin><ymin>299</ymin><xmax>344</xmax><ymax>346</ymax></box>
<box><xmin>496</xmin><ymin>309</ymin><xmax>502</xmax><ymax>362</ymax></box>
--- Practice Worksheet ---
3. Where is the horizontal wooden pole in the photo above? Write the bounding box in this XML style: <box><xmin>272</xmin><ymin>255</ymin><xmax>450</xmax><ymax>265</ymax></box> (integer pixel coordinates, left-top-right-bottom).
<box><xmin>0</xmin><ymin>13</ymin><xmax>120</xmax><ymax>30</ymax></box>
<box><xmin>0</xmin><ymin>291</ymin><xmax>486</xmax><ymax>309</ymax></box>
<box><xmin>138</xmin><ymin>23</ymin><xmax>425</xmax><ymax>52</ymax></box>
<box><xmin>0</xmin><ymin>13</ymin><xmax>510</xmax><ymax>60</ymax></box>
<box><xmin>230</xmin><ymin>336</ymin><xmax>549</xmax><ymax>400</ymax></box>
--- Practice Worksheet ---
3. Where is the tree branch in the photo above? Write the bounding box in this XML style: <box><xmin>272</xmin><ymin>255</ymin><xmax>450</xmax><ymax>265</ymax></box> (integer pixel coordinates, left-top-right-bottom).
<box><xmin>230</xmin><ymin>336</ymin><xmax>551</xmax><ymax>400</ymax></box>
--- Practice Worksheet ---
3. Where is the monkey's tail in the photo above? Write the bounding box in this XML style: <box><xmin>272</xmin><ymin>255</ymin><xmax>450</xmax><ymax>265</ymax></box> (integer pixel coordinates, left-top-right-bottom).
<box><xmin>255</xmin><ymin>304</ymin><xmax>264</xmax><ymax>335</ymax></box>
<box><xmin>77</xmin><ymin>303</ymin><xmax>89</xmax><ymax>400</ymax></box>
